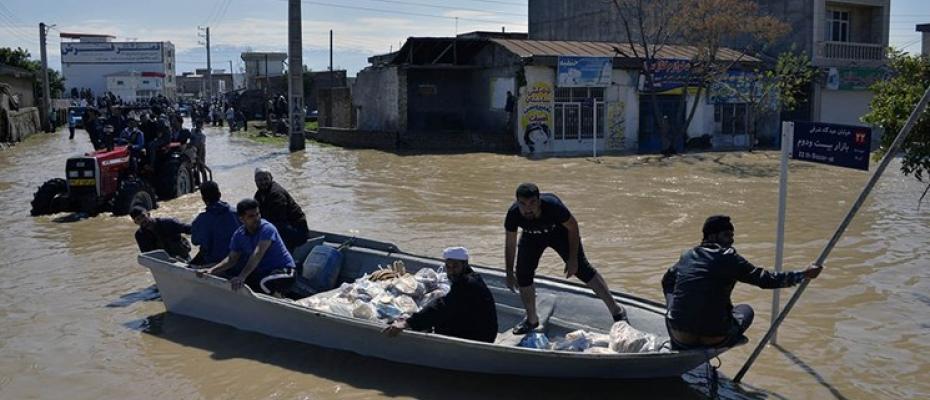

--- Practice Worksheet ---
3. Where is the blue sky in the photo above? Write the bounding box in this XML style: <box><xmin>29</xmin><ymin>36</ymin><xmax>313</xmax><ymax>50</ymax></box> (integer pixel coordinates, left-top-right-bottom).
<box><xmin>0</xmin><ymin>0</ymin><xmax>926</xmax><ymax>76</ymax></box>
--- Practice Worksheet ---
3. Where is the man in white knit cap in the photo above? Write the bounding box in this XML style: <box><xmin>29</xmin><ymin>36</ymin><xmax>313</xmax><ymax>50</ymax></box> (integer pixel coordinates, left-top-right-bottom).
<box><xmin>383</xmin><ymin>246</ymin><xmax>499</xmax><ymax>342</ymax></box>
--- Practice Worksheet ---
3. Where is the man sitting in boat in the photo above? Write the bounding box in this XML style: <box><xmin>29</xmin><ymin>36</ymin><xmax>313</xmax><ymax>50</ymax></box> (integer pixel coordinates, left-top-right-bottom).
<box><xmin>662</xmin><ymin>215</ymin><xmax>823</xmax><ymax>349</ymax></box>
<box><xmin>201</xmin><ymin>199</ymin><xmax>296</xmax><ymax>296</ymax></box>
<box><xmin>253</xmin><ymin>168</ymin><xmax>309</xmax><ymax>252</ymax></box>
<box><xmin>383</xmin><ymin>247</ymin><xmax>498</xmax><ymax>343</ymax></box>
<box><xmin>190</xmin><ymin>181</ymin><xmax>241</xmax><ymax>266</ymax></box>
<box><xmin>131</xmin><ymin>206</ymin><xmax>193</xmax><ymax>262</ymax></box>
<box><xmin>504</xmin><ymin>183</ymin><xmax>627</xmax><ymax>334</ymax></box>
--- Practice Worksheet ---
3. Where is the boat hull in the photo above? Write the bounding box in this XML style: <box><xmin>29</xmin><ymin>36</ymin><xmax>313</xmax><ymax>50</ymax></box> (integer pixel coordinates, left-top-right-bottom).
<box><xmin>140</xmin><ymin>243</ymin><xmax>734</xmax><ymax>379</ymax></box>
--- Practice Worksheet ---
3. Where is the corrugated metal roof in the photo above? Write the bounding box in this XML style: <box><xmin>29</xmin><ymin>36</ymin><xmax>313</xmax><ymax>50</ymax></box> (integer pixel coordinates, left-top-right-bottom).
<box><xmin>490</xmin><ymin>39</ymin><xmax>758</xmax><ymax>62</ymax></box>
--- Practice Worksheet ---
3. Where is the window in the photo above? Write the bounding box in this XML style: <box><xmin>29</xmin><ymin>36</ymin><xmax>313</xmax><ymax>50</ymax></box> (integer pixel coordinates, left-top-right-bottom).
<box><xmin>826</xmin><ymin>9</ymin><xmax>849</xmax><ymax>42</ymax></box>
<box><xmin>553</xmin><ymin>87</ymin><xmax>605</xmax><ymax>140</ymax></box>
<box><xmin>142</xmin><ymin>80</ymin><xmax>150</xmax><ymax>84</ymax></box>
<box><xmin>714</xmin><ymin>103</ymin><xmax>748</xmax><ymax>135</ymax></box>
<box><xmin>116</xmin><ymin>80</ymin><xmax>124</xmax><ymax>85</ymax></box>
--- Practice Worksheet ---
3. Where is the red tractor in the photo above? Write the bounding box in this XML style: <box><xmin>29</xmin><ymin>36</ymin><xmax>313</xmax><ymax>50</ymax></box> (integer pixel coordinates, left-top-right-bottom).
<box><xmin>30</xmin><ymin>142</ymin><xmax>210</xmax><ymax>217</ymax></box>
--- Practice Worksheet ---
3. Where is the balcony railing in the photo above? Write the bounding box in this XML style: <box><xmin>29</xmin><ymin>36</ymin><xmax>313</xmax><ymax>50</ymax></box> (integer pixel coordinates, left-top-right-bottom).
<box><xmin>818</xmin><ymin>41</ymin><xmax>886</xmax><ymax>61</ymax></box>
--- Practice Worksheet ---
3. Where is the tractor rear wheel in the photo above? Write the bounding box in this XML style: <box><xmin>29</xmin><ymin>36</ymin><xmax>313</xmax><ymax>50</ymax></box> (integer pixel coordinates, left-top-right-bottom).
<box><xmin>112</xmin><ymin>178</ymin><xmax>156</xmax><ymax>216</ymax></box>
<box><xmin>157</xmin><ymin>160</ymin><xmax>192</xmax><ymax>200</ymax></box>
<box><xmin>30</xmin><ymin>178</ymin><xmax>69</xmax><ymax>216</ymax></box>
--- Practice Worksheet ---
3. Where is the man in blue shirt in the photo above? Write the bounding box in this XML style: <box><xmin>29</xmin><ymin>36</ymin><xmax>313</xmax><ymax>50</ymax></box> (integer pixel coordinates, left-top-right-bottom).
<box><xmin>203</xmin><ymin>198</ymin><xmax>296</xmax><ymax>296</ymax></box>
<box><xmin>116</xmin><ymin>118</ymin><xmax>145</xmax><ymax>151</ymax></box>
<box><xmin>190</xmin><ymin>181</ymin><xmax>240</xmax><ymax>265</ymax></box>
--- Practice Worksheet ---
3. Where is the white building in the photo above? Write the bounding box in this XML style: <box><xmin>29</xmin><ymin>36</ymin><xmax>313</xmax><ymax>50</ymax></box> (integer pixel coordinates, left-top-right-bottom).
<box><xmin>105</xmin><ymin>71</ymin><xmax>166</xmax><ymax>103</ymax></box>
<box><xmin>241</xmin><ymin>52</ymin><xmax>287</xmax><ymax>90</ymax></box>
<box><xmin>60</xmin><ymin>32</ymin><xmax>176</xmax><ymax>99</ymax></box>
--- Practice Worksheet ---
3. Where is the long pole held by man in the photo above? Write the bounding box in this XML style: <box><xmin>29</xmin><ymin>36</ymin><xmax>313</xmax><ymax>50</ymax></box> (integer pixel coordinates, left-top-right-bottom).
<box><xmin>734</xmin><ymin>83</ymin><xmax>930</xmax><ymax>383</ymax></box>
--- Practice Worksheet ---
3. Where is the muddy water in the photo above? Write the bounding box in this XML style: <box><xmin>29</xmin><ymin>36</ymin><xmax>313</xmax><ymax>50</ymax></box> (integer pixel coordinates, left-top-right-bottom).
<box><xmin>0</xmin><ymin>125</ymin><xmax>927</xmax><ymax>399</ymax></box>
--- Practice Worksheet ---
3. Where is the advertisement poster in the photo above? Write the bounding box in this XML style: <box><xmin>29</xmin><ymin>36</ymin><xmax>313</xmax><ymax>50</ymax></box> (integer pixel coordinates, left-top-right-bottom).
<box><xmin>519</xmin><ymin>81</ymin><xmax>554</xmax><ymax>153</ymax></box>
<box><xmin>557</xmin><ymin>56</ymin><xmax>613</xmax><ymax>87</ymax></box>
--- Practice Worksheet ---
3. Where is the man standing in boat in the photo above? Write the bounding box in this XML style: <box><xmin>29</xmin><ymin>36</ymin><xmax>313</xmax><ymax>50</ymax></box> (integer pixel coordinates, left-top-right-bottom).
<box><xmin>253</xmin><ymin>167</ymin><xmax>309</xmax><ymax>252</ymax></box>
<box><xmin>504</xmin><ymin>183</ymin><xmax>627</xmax><ymax>334</ymax></box>
<box><xmin>662</xmin><ymin>215</ymin><xmax>823</xmax><ymax>349</ymax></box>
<box><xmin>201</xmin><ymin>199</ymin><xmax>296</xmax><ymax>296</ymax></box>
<box><xmin>383</xmin><ymin>246</ymin><xmax>498</xmax><ymax>343</ymax></box>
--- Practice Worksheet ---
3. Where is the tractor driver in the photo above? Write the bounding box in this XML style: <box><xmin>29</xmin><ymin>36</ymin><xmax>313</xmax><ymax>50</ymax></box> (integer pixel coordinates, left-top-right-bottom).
<box><xmin>116</xmin><ymin>118</ymin><xmax>145</xmax><ymax>173</ymax></box>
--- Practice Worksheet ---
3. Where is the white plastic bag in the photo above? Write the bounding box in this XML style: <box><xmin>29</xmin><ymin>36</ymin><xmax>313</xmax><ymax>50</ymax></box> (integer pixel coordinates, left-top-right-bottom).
<box><xmin>328</xmin><ymin>298</ymin><xmax>357</xmax><ymax>318</ymax></box>
<box><xmin>418</xmin><ymin>289</ymin><xmax>445</xmax><ymax>307</ymax></box>
<box><xmin>414</xmin><ymin>268</ymin><xmax>440</xmax><ymax>291</ymax></box>
<box><xmin>551</xmin><ymin>330</ymin><xmax>593</xmax><ymax>351</ymax></box>
<box><xmin>393</xmin><ymin>294</ymin><xmax>419</xmax><ymax>315</ymax></box>
<box><xmin>609</xmin><ymin>321</ymin><xmax>660</xmax><ymax>353</ymax></box>
<box><xmin>352</xmin><ymin>302</ymin><xmax>378</xmax><ymax>320</ymax></box>
<box><xmin>394</xmin><ymin>275</ymin><xmax>420</xmax><ymax>296</ymax></box>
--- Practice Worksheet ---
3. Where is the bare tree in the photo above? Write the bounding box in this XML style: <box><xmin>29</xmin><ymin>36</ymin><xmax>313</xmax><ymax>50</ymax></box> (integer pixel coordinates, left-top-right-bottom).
<box><xmin>611</xmin><ymin>0</ymin><xmax>787</xmax><ymax>154</ymax></box>
<box><xmin>675</xmin><ymin>0</ymin><xmax>787</xmax><ymax>151</ymax></box>
<box><xmin>611</xmin><ymin>0</ymin><xmax>684</xmax><ymax>155</ymax></box>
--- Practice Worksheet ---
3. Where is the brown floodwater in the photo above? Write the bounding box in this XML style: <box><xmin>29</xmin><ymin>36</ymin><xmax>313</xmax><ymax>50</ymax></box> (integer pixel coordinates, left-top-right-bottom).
<box><xmin>0</xmin><ymin>124</ymin><xmax>927</xmax><ymax>399</ymax></box>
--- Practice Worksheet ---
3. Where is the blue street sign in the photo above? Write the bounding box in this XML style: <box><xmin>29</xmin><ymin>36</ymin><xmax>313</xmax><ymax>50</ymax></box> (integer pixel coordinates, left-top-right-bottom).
<box><xmin>793</xmin><ymin>122</ymin><xmax>871</xmax><ymax>171</ymax></box>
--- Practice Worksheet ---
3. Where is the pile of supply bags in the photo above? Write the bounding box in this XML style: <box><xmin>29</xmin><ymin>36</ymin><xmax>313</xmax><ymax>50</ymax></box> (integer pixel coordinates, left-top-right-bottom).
<box><xmin>295</xmin><ymin>260</ymin><xmax>450</xmax><ymax>323</ymax></box>
<box><xmin>518</xmin><ymin>321</ymin><xmax>667</xmax><ymax>354</ymax></box>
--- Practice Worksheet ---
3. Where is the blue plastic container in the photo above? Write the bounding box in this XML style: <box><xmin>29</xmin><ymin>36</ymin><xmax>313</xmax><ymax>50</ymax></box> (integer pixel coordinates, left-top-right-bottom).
<box><xmin>302</xmin><ymin>245</ymin><xmax>344</xmax><ymax>292</ymax></box>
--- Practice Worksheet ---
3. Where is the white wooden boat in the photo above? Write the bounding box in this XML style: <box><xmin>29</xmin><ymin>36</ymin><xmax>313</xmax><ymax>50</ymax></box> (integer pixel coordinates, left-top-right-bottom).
<box><xmin>137</xmin><ymin>231</ymin><xmax>743</xmax><ymax>379</ymax></box>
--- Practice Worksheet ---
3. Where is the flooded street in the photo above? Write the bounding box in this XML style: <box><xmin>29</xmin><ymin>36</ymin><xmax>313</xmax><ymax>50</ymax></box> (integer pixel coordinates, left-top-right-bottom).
<box><xmin>1</xmin><ymin>124</ymin><xmax>928</xmax><ymax>399</ymax></box>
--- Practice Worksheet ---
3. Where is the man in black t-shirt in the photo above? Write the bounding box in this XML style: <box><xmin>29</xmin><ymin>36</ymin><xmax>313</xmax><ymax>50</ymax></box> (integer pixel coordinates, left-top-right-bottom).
<box><xmin>504</xmin><ymin>183</ymin><xmax>627</xmax><ymax>334</ymax></box>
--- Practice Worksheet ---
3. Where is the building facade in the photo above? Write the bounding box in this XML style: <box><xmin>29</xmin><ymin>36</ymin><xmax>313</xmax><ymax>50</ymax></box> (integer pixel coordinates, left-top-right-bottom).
<box><xmin>59</xmin><ymin>33</ymin><xmax>177</xmax><ymax>99</ymax></box>
<box><xmin>104</xmin><ymin>71</ymin><xmax>166</xmax><ymax>103</ymax></box>
<box><xmin>176</xmin><ymin>69</ymin><xmax>236</xmax><ymax>99</ymax></box>
<box><xmin>527</xmin><ymin>0</ymin><xmax>891</xmax><ymax>130</ymax></box>
<box><xmin>352</xmin><ymin>33</ymin><xmax>757</xmax><ymax>155</ymax></box>
<box><xmin>0</xmin><ymin>64</ymin><xmax>36</xmax><ymax>108</ymax></box>
<box><xmin>241</xmin><ymin>52</ymin><xmax>287</xmax><ymax>90</ymax></box>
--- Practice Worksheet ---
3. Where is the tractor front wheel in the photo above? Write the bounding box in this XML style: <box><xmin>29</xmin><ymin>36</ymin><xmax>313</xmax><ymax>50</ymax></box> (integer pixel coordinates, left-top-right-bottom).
<box><xmin>112</xmin><ymin>179</ymin><xmax>156</xmax><ymax>216</ymax></box>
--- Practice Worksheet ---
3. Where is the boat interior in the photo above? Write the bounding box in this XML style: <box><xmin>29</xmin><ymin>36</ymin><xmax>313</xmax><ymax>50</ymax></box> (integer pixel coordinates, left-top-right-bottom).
<box><xmin>293</xmin><ymin>232</ymin><xmax>672</xmax><ymax>346</ymax></box>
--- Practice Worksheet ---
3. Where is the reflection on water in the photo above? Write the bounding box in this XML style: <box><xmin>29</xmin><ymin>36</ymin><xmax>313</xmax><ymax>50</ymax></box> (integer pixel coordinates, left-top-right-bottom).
<box><xmin>0</xmin><ymin>126</ymin><xmax>928</xmax><ymax>399</ymax></box>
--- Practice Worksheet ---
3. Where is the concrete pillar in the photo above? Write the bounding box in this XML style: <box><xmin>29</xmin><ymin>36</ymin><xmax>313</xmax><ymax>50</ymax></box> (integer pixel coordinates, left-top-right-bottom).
<box><xmin>917</xmin><ymin>24</ymin><xmax>930</xmax><ymax>57</ymax></box>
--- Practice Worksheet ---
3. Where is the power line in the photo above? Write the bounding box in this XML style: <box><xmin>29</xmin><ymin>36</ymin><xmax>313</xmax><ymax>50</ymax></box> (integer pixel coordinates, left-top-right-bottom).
<box><xmin>0</xmin><ymin>8</ymin><xmax>37</xmax><ymax>42</ymax></box>
<box><xmin>295</xmin><ymin>0</ymin><xmax>528</xmax><ymax>27</ymax></box>
<box><xmin>202</xmin><ymin>0</ymin><xmax>229</xmax><ymax>26</ymax></box>
<box><xmin>464</xmin><ymin>0</ymin><xmax>527</xmax><ymax>6</ymax></box>
<box><xmin>358</xmin><ymin>0</ymin><xmax>527</xmax><ymax>17</ymax></box>
<box><xmin>212</xmin><ymin>0</ymin><xmax>234</xmax><ymax>26</ymax></box>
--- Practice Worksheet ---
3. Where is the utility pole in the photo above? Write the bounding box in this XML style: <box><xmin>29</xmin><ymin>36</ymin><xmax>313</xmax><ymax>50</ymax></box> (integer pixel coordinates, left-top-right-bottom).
<box><xmin>38</xmin><ymin>22</ymin><xmax>52</xmax><ymax>132</ymax></box>
<box><xmin>287</xmin><ymin>0</ymin><xmax>305</xmax><ymax>151</ymax></box>
<box><xmin>198</xmin><ymin>26</ymin><xmax>212</xmax><ymax>99</ymax></box>
<box><xmin>228</xmin><ymin>60</ymin><xmax>234</xmax><ymax>90</ymax></box>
